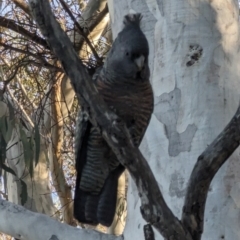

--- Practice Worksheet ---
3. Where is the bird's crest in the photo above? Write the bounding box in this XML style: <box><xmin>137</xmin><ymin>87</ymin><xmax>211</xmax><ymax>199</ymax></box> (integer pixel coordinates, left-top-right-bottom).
<box><xmin>123</xmin><ymin>13</ymin><xmax>142</xmax><ymax>27</ymax></box>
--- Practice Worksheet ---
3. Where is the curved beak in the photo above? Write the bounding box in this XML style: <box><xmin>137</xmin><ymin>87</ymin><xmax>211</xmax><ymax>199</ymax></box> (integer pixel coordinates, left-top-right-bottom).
<box><xmin>134</xmin><ymin>55</ymin><xmax>145</xmax><ymax>70</ymax></box>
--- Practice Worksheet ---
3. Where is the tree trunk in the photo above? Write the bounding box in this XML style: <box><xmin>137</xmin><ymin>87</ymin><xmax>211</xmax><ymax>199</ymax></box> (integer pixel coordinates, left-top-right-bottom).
<box><xmin>4</xmin><ymin>101</ymin><xmax>57</xmax><ymax>217</ymax></box>
<box><xmin>109</xmin><ymin>0</ymin><xmax>240</xmax><ymax>239</ymax></box>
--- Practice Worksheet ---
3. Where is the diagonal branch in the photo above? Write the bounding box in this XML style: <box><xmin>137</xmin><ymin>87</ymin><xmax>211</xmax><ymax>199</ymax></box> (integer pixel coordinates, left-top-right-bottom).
<box><xmin>2</xmin><ymin>62</ymin><xmax>22</xmax><ymax>86</ymax></box>
<box><xmin>0</xmin><ymin>16</ymin><xmax>49</xmax><ymax>49</ymax></box>
<box><xmin>77</xmin><ymin>3</ymin><xmax>109</xmax><ymax>51</ymax></box>
<box><xmin>12</xmin><ymin>0</ymin><xmax>32</xmax><ymax>16</ymax></box>
<box><xmin>58</xmin><ymin>0</ymin><xmax>102</xmax><ymax>63</ymax></box>
<box><xmin>28</xmin><ymin>0</ymin><xmax>191</xmax><ymax>239</ymax></box>
<box><xmin>182</xmin><ymin>104</ymin><xmax>240</xmax><ymax>240</ymax></box>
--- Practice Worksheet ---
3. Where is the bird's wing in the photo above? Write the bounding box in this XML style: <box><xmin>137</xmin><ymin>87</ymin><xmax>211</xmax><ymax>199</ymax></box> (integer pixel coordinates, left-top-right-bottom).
<box><xmin>74</xmin><ymin>110</ymin><xmax>90</xmax><ymax>174</ymax></box>
<box><xmin>74</xmin><ymin>108</ymin><xmax>125</xmax><ymax>226</ymax></box>
<box><xmin>74</xmin><ymin>109</ymin><xmax>94</xmax><ymax>224</ymax></box>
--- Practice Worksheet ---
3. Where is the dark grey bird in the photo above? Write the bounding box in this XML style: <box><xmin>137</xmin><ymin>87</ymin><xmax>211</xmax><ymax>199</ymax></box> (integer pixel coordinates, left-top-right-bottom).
<box><xmin>74</xmin><ymin>13</ymin><xmax>153</xmax><ymax>227</ymax></box>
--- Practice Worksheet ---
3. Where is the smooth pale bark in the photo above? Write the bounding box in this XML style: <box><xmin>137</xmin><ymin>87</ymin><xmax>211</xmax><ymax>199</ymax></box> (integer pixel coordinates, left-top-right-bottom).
<box><xmin>0</xmin><ymin>199</ymin><xmax>123</xmax><ymax>240</ymax></box>
<box><xmin>1</xmin><ymin>95</ymin><xmax>56</xmax><ymax>216</ymax></box>
<box><xmin>6</xmin><ymin>128</ymin><xmax>56</xmax><ymax>215</ymax></box>
<box><xmin>109</xmin><ymin>0</ymin><xmax>240</xmax><ymax>239</ymax></box>
<box><xmin>0</xmin><ymin>61</ymin><xmax>55</xmax><ymax>216</ymax></box>
<box><xmin>77</xmin><ymin>0</ymin><xmax>109</xmax><ymax>60</ymax></box>
<box><xmin>49</xmin><ymin>72</ymin><xmax>73</xmax><ymax>224</ymax></box>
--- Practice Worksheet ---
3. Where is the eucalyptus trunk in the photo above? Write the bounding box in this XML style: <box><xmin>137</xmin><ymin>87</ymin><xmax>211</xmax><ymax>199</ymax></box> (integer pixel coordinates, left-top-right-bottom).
<box><xmin>109</xmin><ymin>0</ymin><xmax>240</xmax><ymax>239</ymax></box>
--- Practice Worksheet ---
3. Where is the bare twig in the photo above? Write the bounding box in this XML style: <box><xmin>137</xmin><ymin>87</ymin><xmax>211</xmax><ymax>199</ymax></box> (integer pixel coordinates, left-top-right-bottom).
<box><xmin>1</xmin><ymin>58</ymin><xmax>37</xmax><ymax>109</ymax></box>
<box><xmin>0</xmin><ymin>16</ymin><xmax>49</xmax><ymax>49</ymax></box>
<box><xmin>3</xmin><ymin>63</ymin><xmax>21</xmax><ymax>86</ymax></box>
<box><xmin>28</xmin><ymin>1</ymin><xmax>191</xmax><ymax>239</ymax></box>
<box><xmin>182</xmin><ymin>104</ymin><xmax>240</xmax><ymax>240</ymax></box>
<box><xmin>0</xmin><ymin>43</ymin><xmax>62</xmax><ymax>71</ymax></box>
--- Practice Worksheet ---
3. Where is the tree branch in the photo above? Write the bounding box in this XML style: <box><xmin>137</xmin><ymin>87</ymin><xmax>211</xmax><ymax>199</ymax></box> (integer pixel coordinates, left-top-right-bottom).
<box><xmin>77</xmin><ymin>3</ymin><xmax>109</xmax><ymax>51</ymax></box>
<box><xmin>143</xmin><ymin>224</ymin><xmax>155</xmax><ymax>240</ymax></box>
<box><xmin>58</xmin><ymin>0</ymin><xmax>102</xmax><ymax>63</ymax></box>
<box><xmin>12</xmin><ymin>0</ymin><xmax>32</xmax><ymax>17</ymax></box>
<box><xmin>0</xmin><ymin>43</ymin><xmax>62</xmax><ymax>71</ymax></box>
<box><xmin>0</xmin><ymin>16</ymin><xmax>49</xmax><ymax>49</ymax></box>
<box><xmin>182</xmin><ymin>104</ymin><xmax>240</xmax><ymax>240</ymax></box>
<box><xmin>0</xmin><ymin>199</ymin><xmax>122</xmax><ymax>240</ymax></box>
<box><xmin>28</xmin><ymin>0</ymin><xmax>191</xmax><ymax>239</ymax></box>
<box><xmin>50</xmin><ymin>72</ymin><xmax>73</xmax><ymax>224</ymax></box>
<box><xmin>2</xmin><ymin>62</ymin><xmax>22</xmax><ymax>86</ymax></box>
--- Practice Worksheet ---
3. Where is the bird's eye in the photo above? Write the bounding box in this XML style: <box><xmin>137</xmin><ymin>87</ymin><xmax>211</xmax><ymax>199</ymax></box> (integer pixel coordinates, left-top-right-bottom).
<box><xmin>125</xmin><ymin>52</ymin><xmax>129</xmax><ymax>56</ymax></box>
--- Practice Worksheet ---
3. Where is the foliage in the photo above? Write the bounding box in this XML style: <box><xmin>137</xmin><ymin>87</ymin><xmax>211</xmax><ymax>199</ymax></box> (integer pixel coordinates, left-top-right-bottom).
<box><xmin>0</xmin><ymin>101</ymin><xmax>29</xmax><ymax>205</ymax></box>
<box><xmin>0</xmin><ymin>0</ymin><xmax>111</xmax><ymax>233</ymax></box>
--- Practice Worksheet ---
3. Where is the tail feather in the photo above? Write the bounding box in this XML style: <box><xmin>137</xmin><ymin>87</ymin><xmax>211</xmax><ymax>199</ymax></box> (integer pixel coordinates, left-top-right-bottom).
<box><xmin>74</xmin><ymin>165</ymin><xmax>125</xmax><ymax>226</ymax></box>
<box><xmin>85</xmin><ymin>195</ymin><xmax>99</xmax><ymax>222</ymax></box>
<box><xmin>97</xmin><ymin>166</ymin><xmax>124</xmax><ymax>226</ymax></box>
<box><xmin>74</xmin><ymin>188</ymin><xmax>98</xmax><ymax>225</ymax></box>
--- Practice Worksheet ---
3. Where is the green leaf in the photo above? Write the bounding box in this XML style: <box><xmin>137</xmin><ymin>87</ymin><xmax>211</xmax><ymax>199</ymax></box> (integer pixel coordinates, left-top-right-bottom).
<box><xmin>3</xmin><ymin>171</ymin><xmax>7</xmax><ymax>193</ymax></box>
<box><xmin>20</xmin><ymin>180</ymin><xmax>28</xmax><ymax>205</ymax></box>
<box><xmin>28</xmin><ymin>136</ymin><xmax>34</xmax><ymax>178</ymax></box>
<box><xmin>1</xmin><ymin>163</ymin><xmax>16</xmax><ymax>176</ymax></box>
<box><xmin>34</xmin><ymin>124</ymin><xmax>40</xmax><ymax>167</ymax></box>
<box><xmin>0</xmin><ymin>116</ymin><xmax>7</xmax><ymax>142</ymax></box>
<box><xmin>7</xmin><ymin>100</ymin><xmax>15</xmax><ymax>121</ymax></box>
<box><xmin>19</xmin><ymin>125</ymin><xmax>33</xmax><ymax>177</ymax></box>
<box><xmin>0</xmin><ymin>134</ymin><xmax>7</xmax><ymax>169</ymax></box>
<box><xmin>0</xmin><ymin>116</ymin><xmax>14</xmax><ymax>143</ymax></box>
<box><xmin>5</xmin><ymin>119</ymin><xmax>13</xmax><ymax>143</ymax></box>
